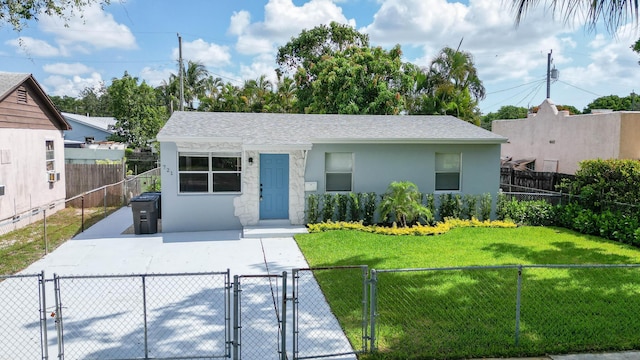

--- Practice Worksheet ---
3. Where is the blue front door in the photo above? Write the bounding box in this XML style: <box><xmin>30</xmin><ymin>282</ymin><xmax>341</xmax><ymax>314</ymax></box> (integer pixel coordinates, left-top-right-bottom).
<box><xmin>260</xmin><ymin>154</ymin><xmax>289</xmax><ymax>219</ymax></box>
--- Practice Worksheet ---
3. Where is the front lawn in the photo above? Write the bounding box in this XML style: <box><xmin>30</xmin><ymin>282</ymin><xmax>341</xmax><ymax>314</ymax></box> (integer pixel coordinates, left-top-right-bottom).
<box><xmin>295</xmin><ymin>226</ymin><xmax>640</xmax><ymax>359</ymax></box>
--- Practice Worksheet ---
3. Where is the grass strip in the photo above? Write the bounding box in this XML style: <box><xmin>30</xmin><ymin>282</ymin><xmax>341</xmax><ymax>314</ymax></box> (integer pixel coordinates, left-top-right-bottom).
<box><xmin>0</xmin><ymin>206</ymin><xmax>120</xmax><ymax>275</ymax></box>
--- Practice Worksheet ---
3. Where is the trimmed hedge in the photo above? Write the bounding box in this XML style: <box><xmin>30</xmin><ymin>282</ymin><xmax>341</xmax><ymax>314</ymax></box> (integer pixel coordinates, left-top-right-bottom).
<box><xmin>308</xmin><ymin>218</ymin><xmax>517</xmax><ymax>236</ymax></box>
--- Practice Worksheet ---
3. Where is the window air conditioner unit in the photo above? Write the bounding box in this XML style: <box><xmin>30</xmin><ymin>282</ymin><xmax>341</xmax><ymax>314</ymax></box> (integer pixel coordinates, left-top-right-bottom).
<box><xmin>48</xmin><ymin>172</ymin><xmax>56</xmax><ymax>183</ymax></box>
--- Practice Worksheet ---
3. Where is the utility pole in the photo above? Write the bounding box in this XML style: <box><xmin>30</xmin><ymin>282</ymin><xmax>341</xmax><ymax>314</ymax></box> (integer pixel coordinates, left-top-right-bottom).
<box><xmin>546</xmin><ymin>49</ymin><xmax>552</xmax><ymax>99</ymax></box>
<box><xmin>178</xmin><ymin>33</ymin><xmax>184</xmax><ymax>111</ymax></box>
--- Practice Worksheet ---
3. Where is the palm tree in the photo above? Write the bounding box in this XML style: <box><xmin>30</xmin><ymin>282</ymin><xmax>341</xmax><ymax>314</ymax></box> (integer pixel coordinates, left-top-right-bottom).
<box><xmin>512</xmin><ymin>0</ymin><xmax>639</xmax><ymax>32</ymax></box>
<box><xmin>379</xmin><ymin>181</ymin><xmax>432</xmax><ymax>227</ymax></box>
<box><xmin>423</xmin><ymin>47</ymin><xmax>484</xmax><ymax>123</ymax></box>
<box><xmin>182</xmin><ymin>61</ymin><xmax>210</xmax><ymax>110</ymax></box>
<box><xmin>274</xmin><ymin>76</ymin><xmax>297</xmax><ymax>113</ymax></box>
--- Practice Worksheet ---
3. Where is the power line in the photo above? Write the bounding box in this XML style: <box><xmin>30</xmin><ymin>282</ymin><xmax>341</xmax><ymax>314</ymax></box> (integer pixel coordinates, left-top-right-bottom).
<box><xmin>557</xmin><ymin>80</ymin><xmax>603</xmax><ymax>97</ymax></box>
<box><xmin>482</xmin><ymin>79</ymin><xmax>546</xmax><ymax>110</ymax></box>
<box><xmin>486</xmin><ymin>78</ymin><xmax>546</xmax><ymax>95</ymax></box>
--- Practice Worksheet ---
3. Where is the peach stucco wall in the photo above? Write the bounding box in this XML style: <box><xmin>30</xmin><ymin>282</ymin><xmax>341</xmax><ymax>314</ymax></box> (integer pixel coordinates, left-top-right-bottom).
<box><xmin>492</xmin><ymin>99</ymin><xmax>640</xmax><ymax>174</ymax></box>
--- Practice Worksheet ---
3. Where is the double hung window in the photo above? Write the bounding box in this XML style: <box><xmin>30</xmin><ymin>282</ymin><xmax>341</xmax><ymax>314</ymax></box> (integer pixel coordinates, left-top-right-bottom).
<box><xmin>435</xmin><ymin>153</ymin><xmax>461</xmax><ymax>191</ymax></box>
<box><xmin>45</xmin><ymin>140</ymin><xmax>55</xmax><ymax>173</ymax></box>
<box><xmin>325</xmin><ymin>152</ymin><xmax>353</xmax><ymax>192</ymax></box>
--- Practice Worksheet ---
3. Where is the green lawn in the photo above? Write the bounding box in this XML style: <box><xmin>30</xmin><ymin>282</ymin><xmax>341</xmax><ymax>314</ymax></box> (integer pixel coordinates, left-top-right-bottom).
<box><xmin>295</xmin><ymin>226</ymin><xmax>640</xmax><ymax>359</ymax></box>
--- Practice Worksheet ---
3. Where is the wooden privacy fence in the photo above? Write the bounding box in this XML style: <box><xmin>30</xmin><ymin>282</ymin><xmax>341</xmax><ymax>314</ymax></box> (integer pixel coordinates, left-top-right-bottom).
<box><xmin>500</xmin><ymin>168</ymin><xmax>575</xmax><ymax>192</ymax></box>
<box><xmin>65</xmin><ymin>164</ymin><xmax>125</xmax><ymax>208</ymax></box>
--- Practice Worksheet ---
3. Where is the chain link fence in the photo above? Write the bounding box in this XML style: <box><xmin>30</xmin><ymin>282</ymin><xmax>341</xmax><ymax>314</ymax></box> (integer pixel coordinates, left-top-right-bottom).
<box><xmin>5</xmin><ymin>265</ymin><xmax>640</xmax><ymax>359</ymax></box>
<box><xmin>234</xmin><ymin>274</ymin><xmax>287</xmax><ymax>360</ymax></box>
<box><xmin>0</xmin><ymin>272</ymin><xmax>48</xmax><ymax>360</ymax></box>
<box><xmin>0</xmin><ymin>168</ymin><xmax>159</xmax><ymax>237</ymax></box>
<box><xmin>292</xmin><ymin>266</ymin><xmax>367</xmax><ymax>360</ymax></box>
<box><xmin>54</xmin><ymin>271</ymin><xmax>230</xmax><ymax>360</ymax></box>
<box><xmin>370</xmin><ymin>264</ymin><xmax>640</xmax><ymax>359</ymax></box>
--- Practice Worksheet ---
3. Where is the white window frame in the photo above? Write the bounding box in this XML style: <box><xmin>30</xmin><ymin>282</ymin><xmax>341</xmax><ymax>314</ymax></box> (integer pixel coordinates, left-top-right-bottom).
<box><xmin>325</xmin><ymin>152</ymin><xmax>353</xmax><ymax>192</ymax></box>
<box><xmin>45</xmin><ymin>140</ymin><xmax>55</xmax><ymax>182</ymax></box>
<box><xmin>435</xmin><ymin>153</ymin><xmax>461</xmax><ymax>192</ymax></box>
<box><xmin>178</xmin><ymin>152</ymin><xmax>242</xmax><ymax>194</ymax></box>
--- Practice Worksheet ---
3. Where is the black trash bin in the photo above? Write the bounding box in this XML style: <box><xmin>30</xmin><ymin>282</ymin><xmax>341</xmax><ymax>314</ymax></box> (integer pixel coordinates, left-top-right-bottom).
<box><xmin>131</xmin><ymin>193</ymin><xmax>159</xmax><ymax>234</ymax></box>
<box><xmin>141</xmin><ymin>191</ymin><xmax>161</xmax><ymax>219</ymax></box>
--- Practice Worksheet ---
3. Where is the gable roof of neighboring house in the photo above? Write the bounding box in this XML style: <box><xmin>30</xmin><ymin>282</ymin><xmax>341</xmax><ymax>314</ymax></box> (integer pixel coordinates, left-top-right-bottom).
<box><xmin>0</xmin><ymin>72</ymin><xmax>70</xmax><ymax>130</ymax></box>
<box><xmin>62</xmin><ymin>112</ymin><xmax>116</xmax><ymax>133</ymax></box>
<box><xmin>157</xmin><ymin>112</ymin><xmax>507</xmax><ymax>149</ymax></box>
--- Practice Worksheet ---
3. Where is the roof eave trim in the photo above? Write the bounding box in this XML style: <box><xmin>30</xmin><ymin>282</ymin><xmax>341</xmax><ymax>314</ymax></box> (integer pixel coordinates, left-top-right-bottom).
<box><xmin>243</xmin><ymin>144</ymin><xmax>312</xmax><ymax>151</ymax></box>
<box><xmin>156</xmin><ymin>135</ymin><xmax>243</xmax><ymax>143</ymax></box>
<box><xmin>310</xmin><ymin>138</ymin><xmax>508</xmax><ymax>144</ymax></box>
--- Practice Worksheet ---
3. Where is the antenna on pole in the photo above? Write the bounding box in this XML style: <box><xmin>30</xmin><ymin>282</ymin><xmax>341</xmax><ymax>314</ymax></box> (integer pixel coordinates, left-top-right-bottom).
<box><xmin>178</xmin><ymin>33</ymin><xmax>184</xmax><ymax>111</ymax></box>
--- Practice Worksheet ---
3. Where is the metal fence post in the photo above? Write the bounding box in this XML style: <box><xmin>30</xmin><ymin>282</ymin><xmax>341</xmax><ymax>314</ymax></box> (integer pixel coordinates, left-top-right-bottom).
<box><xmin>40</xmin><ymin>271</ymin><xmax>49</xmax><ymax>360</ymax></box>
<box><xmin>369</xmin><ymin>269</ymin><xmax>378</xmax><ymax>353</ymax></box>
<box><xmin>53</xmin><ymin>274</ymin><xmax>64</xmax><ymax>360</ymax></box>
<box><xmin>281</xmin><ymin>271</ymin><xmax>287</xmax><ymax>360</ymax></box>
<box><xmin>515</xmin><ymin>265</ymin><xmax>523</xmax><ymax>346</ymax></box>
<box><xmin>103</xmin><ymin>187</ymin><xmax>107</xmax><ymax>218</ymax></box>
<box><xmin>233</xmin><ymin>275</ymin><xmax>240</xmax><ymax>360</ymax></box>
<box><xmin>291</xmin><ymin>269</ymin><xmax>298</xmax><ymax>360</ymax></box>
<box><xmin>226</xmin><ymin>269</ymin><xmax>232</xmax><ymax>358</ymax></box>
<box><xmin>43</xmin><ymin>209</ymin><xmax>48</xmax><ymax>255</ymax></box>
<box><xmin>141</xmin><ymin>275</ymin><xmax>149</xmax><ymax>359</ymax></box>
<box><xmin>361</xmin><ymin>265</ymin><xmax>369</xmax><ymax>353</ymax></box>
<box><xmin>81</xmin><ymin>196</ymin><xmax>85</xmax><ymax>233</ymax></box>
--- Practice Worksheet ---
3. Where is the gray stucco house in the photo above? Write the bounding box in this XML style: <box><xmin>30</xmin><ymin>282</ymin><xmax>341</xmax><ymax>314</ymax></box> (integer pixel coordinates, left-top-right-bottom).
<box><xmin>62</xmin><ymin>112</ymin><xmax>117</xmax><ymax>144</ymax></box>
<box><xmin>156</xmin><ymin>112</ymin><xmax>508</xmax><ymax>232</ymax></box>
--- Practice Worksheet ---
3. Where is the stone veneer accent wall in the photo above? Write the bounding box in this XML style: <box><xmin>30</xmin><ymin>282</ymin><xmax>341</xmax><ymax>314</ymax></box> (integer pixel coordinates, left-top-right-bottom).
<box><xmin>234</xmin><ymin>150</ymin><xmax>306</xmax><ymax>226</ymax></box>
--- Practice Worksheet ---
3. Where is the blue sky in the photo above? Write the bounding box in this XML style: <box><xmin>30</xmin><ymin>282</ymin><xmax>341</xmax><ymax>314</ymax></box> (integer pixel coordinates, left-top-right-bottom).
<box><xmin>1</xmin><ymin>0</ymin><xmax>639</xmax><ymax>114</ymax></box>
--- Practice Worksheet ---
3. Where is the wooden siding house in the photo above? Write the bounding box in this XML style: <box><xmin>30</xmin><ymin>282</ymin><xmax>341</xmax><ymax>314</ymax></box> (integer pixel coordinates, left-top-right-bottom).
<box><xmin>0</xmin><ymin>72</ymin><xmax>70</xmax><ymax>232</ymax></box>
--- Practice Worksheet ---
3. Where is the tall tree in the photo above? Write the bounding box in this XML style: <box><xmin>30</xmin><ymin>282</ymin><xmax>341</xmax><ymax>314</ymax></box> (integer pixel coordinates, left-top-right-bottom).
<box><xmin>512</xmin><ymin>0</ymin><xmax>639</xmax><ymax>33</ymax></box>
<box><xmin>107</xmin><ymin>72</ymin><xmax>168</xmax><ymax>148</ymax></box>
<box><xmin>1</xmin><ymin>0</ymin><xmax>110</xmax><ymax>31</ymax></box>
<box><xmin>78</xmin><ymin>83</ymin><xmax>111</xmax><ymax>116</ymax></box>
<box><xmin>411</xmin><ymin>46</ymin><xmax>485</xmax><ymax>124</ymax></box>
<box><xmin>584</xmin><ymin>93</ymin><xmax>640</xmax><ymax>112</ymax></box>
<box><xmin>182</xmin><ymin>60</ymin><xmax>210</xmax><ymax>110</ymax></box>
<box><xmin>277</xmin><ymin>22</ymin><xmax>370</xmax><ymax>112</ymax></box>
<box><xmin>481</xmin><ymin>105</ymin><xmax>529</xmax><ymax>130</ymax></box>
<box><xmin>305</xmin><ymin>45</ymin><xmax>410</xmax><ymax>114</ymax></box>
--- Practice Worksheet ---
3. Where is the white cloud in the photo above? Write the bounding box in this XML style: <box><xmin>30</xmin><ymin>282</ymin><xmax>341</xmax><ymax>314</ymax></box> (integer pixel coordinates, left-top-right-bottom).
<box><xmin>172</xmin><ymin>39</ymin><xmax>232</xmax><ymax>68</ymax></box>
<box><xmin>5</xmin><ymin>37</ymin><xmax>62</xmax><ymax>57</ymax></box>
<box><xmin>42</xmin><ymin>63</ymin><xmax>93</xmax><ymax>76</ymax></box>
<box><xmin>139</xmin><ymin>67</ymin><xmax>174</xmax><ymax>87</ymax></box>
<box><xmin>239</xmin><ymin>53</ymin><xmax>280</xmax><ymax>83</ymax></box>
<box><xmin>362</xmin><ymin>0</ymin><xmax>586</xmax><ymax>88</ymax></box>
<box><xmin>43</xmin><ymin>72</ymin><xmax>104</xmax><ymax>97</ymax></box>
<box><xmin>230</xmin><ymin>0</ymin><xmax>356</xmax><ymax>55</ymax></box>
<box><xmin>229</xmin><ymin>11</ymin><xmax>251</xmax><ymax>36</ymax></box>
<box><xmin>38</xmin><ymin>3</ymin><xmax>136</xmax><ymax>51</ymax></box>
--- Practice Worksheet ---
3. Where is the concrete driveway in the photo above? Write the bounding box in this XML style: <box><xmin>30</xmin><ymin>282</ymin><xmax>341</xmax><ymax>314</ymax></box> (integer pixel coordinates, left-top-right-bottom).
<box><xmin>9</xmin><ymin>206</ymin><xmax>356</xmax><ymax>360</ymax></box>
<box><xmin>22</xmin><ymin>206</ymin><xmax>307</xmax><ymax>275</ymax></box>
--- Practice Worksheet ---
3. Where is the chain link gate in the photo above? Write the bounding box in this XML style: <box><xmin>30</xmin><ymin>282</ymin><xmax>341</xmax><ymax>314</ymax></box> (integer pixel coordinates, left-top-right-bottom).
<box><xmin>0</xmin><ymin>272</ymin><xmax>48</xmax><ymax>360</ymax></box>
<box><xmin>292</xmin><ymin>266</ymin><xmax>368</xmax><ymax>360</ymax></box>
<box><xmin>53</xmin><ymin>271</ymin><xmax>231</xmax><ymax>360</ymax></box>
<box><xmin>233</xmin><ymin>273</ymin><xmax>287</xmax><ymax>360</ymax></box>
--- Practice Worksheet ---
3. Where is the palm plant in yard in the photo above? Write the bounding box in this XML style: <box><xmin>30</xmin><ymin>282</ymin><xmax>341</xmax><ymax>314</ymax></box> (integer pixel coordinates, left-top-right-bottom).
<box><xmin>379</xmin><ymin>181</ymin><xmax>432</xmax><ymax>227</ymax></box>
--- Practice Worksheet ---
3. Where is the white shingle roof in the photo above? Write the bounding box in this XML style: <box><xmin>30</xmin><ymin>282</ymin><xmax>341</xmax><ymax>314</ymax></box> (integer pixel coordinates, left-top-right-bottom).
<box><xmin>62</xmin><ymin>112</ymin><xmax>117</xmax><ymax>133</ymax></box>
<box><xmin>157</xmin><ymin>112</ymin><xmax>507</xmax><ymax>147</ymax></box>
